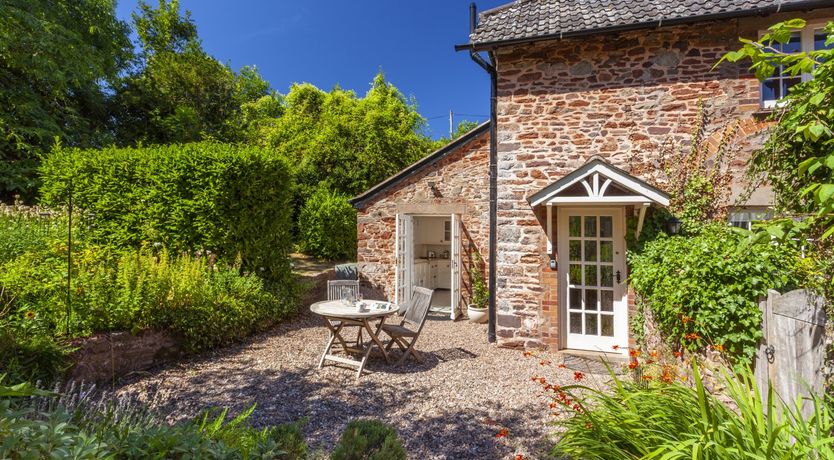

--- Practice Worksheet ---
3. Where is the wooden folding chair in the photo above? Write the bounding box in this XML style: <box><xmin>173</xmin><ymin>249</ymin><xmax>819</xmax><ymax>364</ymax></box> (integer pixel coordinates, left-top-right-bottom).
<box><xmin>380</xmin><ymin>287</ymin><xmax>434</xmax><ymax>365</ymax></box>
<box><xmin>326</xmin><ymin>280</ymin><xmax>364</xmax><ymax>349</ymax></box>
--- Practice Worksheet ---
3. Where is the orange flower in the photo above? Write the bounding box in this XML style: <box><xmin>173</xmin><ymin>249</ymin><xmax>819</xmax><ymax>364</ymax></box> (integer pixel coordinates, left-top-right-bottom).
<box><xmin>515</xmin><ymin>454</ymin><xmax>526</xmax><ymax>460</ymax></box>
<box><xmin>642</xmin><ymin>375</ymin><xmax>653</xmax><ymax>381</ymax></box>
<box><xmin>629</xmin><ymin>349</ymin><xmax>640</xmax><ymax>357</ymax></box>
<box><xmin>612</xmin><ymin>344</ymin><xmax>620</xmax><ymax>350</ymax></box>
<box><xmin>649</xmin><ymin>350</ymin><xmax>658</xmax><ymax>358</ymax></box>
<box><xmin>539</xmin><ymin>360</ymin><xmax>551</xmax><ymax>366</ymax></box>
<box><xmin>684</xmin><ymin>333</ymin><xmax>701</xmax><ymax>340</ymax></box>
<box><xmin>628</xmin><ymin>359</ymin><xmax>639</xmax><ymax>369</ymax></box>
<box><xmin>573</xmin><ymin>371</ymin><xmax>585</xmax><ymax>381</ymax></box>
<box><xmin>523</xmin><ymin>351</ymin><xmax>533</xmax><ymax>357</ymax></box>
<box><xmin>714</xmin><ymin>344</ymin><xmax>725</xmax><ymax>352</ymax></box>
<box><xmin>495</xmin><ymin>428</ymin><xmax>509</xmax><ymax>438</ymax></box>
<box><xmin>558</xmin><ymin>363</ymin><xmax>567</xmax><ymax>369</ymax></box>
<box><xmin>673</xmin><ymin>351</ymin><xmax>682</xmax><ymax>358</ymax></box>
<box><xmin>681</xmin><ymin>315</ymin><xmax>692</xmax><ymax>324</ymax></box>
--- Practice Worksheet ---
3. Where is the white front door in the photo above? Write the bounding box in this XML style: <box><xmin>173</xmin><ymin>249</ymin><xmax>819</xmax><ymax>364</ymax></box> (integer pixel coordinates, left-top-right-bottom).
<box><xmin>557</xmin><ymin>207</ymin><xmax>627</xmax><ymax>352</ymax></box>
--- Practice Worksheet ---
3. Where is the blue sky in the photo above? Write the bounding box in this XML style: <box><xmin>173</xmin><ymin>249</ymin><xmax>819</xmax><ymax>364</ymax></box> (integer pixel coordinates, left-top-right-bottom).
<box><xmin>115</xmin><ymin>0</ymin><xmax>508</xmax><ymax>139</ymax></box>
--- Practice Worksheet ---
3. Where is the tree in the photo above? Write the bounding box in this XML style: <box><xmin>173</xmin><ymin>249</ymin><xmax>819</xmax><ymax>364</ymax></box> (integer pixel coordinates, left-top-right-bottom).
<box><xmin>114</xmin><ymin>0</ymin><xmax>271</xmax><ymax>145</ymax></box>
<box><xmin>0</xmin><ymin>0</ymin><xmax>132</xmax><ymax>200</ymax></box>
<box><xmin>253</xmin><ymin>72</ymin><xmax>435</xmax><ymax>201</ymax></box>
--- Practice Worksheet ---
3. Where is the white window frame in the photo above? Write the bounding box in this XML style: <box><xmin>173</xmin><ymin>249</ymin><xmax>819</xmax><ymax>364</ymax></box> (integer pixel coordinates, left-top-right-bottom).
<box><xmin>728</xmin><ymin>207</ymin><xmax>773</xmax><ymax>231</ymax></box>
<box><xmin>761</xmin><ymin>20</ymin><xmax>831</xmax><ymax>109</ymax></box>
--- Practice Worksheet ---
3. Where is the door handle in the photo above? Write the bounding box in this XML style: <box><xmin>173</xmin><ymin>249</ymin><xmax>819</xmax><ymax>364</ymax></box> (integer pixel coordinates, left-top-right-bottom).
<box><xmin>615</xmin><ymin>270</ymin><xmax>621</xmax><ymax>284</ymax></box>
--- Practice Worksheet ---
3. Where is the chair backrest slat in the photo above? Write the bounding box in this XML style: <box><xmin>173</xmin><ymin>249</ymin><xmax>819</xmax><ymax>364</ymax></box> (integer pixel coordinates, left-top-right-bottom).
<box><xmin>403</xmin><ymin>287</ymin><xmax>434</xmax><ymax>329</ymax></box>
<box><xmin>327</xmin><ymin>280</ymin><xmax>360</xmax><ymax>301</ymax></box>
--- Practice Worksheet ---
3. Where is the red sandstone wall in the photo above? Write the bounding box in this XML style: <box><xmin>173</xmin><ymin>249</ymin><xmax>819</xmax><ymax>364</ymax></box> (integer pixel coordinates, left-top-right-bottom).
<box><xmin>492</xmin><ymin>19</ymin><xmax>770</xmax><ymax>348</ymax></box>
<box><xmin>355</xmin><ymin>133</ymin><xmax>491</xmax><ymax>302</ymax></box>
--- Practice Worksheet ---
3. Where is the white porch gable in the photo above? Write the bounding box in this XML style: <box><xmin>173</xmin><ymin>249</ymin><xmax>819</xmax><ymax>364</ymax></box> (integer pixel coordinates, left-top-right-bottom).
<box><xmin>528</xmin><ymin>156</ymin><xmax>670</xmax><ymax>207</ymax></box>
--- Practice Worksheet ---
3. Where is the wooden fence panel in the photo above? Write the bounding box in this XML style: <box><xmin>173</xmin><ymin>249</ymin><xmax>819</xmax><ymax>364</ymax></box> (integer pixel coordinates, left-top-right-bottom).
<box><xmin>755</xmin><ymin>289</ymin><xmax>827</xmax><ymax>417</ymax></box>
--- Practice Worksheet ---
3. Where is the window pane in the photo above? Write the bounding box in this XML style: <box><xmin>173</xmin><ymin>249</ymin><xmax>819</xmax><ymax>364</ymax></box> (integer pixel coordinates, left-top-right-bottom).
<box><xmin>600</xmin><ymin>241</ymin><xmax>613</xmax><ymax>262</ymax></box>
<box><xmin>584</xmin><ymin>240</ymin><xmax>597</xmax><ymax>261</ymax></box>
<box><xmin>780</xmin><ymin>33</ymin><xmax>802</xmax><ymax>54</ymax></box>
<box><xmin>584</xmin><ymin>216</ymin><xmax>597</xmax><ymax>237</ymax></box>
<box><xmin>601</xmin><ymin>314</ymin><xmax>614</xmax><ymax>337</ymax></box>
<box><xmin>570</xmin><ymin>288</ymin><xmax>582</xmax><ymax>310</ymax></box>
<box><xmin>600</xmin><ymin>216</ymin><xmax>613</xmax><ymax>238</ymax></box>
<box><xmin>569</xmin><ymin>240</ymin><xmax>581</xmax><ymax>261</ymax></box>
<box><xmin>570</xmin><ymin>313</ymin><xmax>582</xmax><ymax>333</ymax></box>
<box><xmin>600</xmin><ymin>265</ymin><xmax>613</xmax><ymax>287</ymax></box>
<box><xmin>782</xmin><ymin>77</ymin><xmax>802</xmax><ymax>97</ymax></box>
<box><xmin>815</xmin><ymin>30</ymin><xmax>831</xmax><ymax>50</ymax></box>
<box><xmin>762</xmin><ymin>78</ymin><xmax>779</xmax><ymax>102</ymax></box>
<box><xmin>569</xmin><ymin>264</ymin><xmax>582</xmax><ymax>284</ymax></box>
<box><xmin>601</xmin><ymin>290</ymin><xmax>614</xmax><ymax>311</ymax></box>
<box><xmin>585</xmin><ymin>313</ymin><xmax>598</xmax><ymax>336</ymax></box>
<box><xmin>585</xmin><ymin>265</ymin><xmax>597</xmax><ymax>286</ymax></box>
<box><xmin>569</xmin><ymin>216</ymin><xmax>581</xmax><ymax>237</ymax></box>
<box><xmin>585</xmin><ymin>289</ymin><xmax>598</xmax><ymax>310</ymax></box>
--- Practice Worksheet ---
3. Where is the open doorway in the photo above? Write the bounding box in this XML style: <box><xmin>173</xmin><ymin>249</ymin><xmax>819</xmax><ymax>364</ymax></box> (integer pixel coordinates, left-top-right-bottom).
<box><xmin>395</xmin><ymin>214</ymin><xmax>461</xmax><ymax>319</ymax></box>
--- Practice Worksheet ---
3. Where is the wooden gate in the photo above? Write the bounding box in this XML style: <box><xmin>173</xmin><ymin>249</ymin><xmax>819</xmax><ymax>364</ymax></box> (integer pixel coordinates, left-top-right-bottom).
<box><xmin>754</xmin><ymin>289</ymin><xmax>828</xmax><ymax>417</ymax></box>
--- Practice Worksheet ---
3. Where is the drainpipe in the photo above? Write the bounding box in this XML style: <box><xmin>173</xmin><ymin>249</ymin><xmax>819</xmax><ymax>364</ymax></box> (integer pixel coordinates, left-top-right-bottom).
<box><xmin>466</xmin><ymin>3</ymin><xmax>498</xmax><ymax>343</ymax></box>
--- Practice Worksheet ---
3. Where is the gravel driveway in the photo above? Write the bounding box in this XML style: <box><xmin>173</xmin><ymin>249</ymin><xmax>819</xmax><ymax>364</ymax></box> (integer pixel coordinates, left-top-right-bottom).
<box><xmin>117</xmin><ymin>309</ymin><xmax>604</xmax><ymax>459</ymax></box>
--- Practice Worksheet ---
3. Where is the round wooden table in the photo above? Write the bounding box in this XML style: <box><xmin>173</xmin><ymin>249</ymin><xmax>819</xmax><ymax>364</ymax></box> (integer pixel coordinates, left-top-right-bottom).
<box><xmin>310</xmin><ymin>300</ymin><xmax>398</xmax><ymax>381</ymax></box>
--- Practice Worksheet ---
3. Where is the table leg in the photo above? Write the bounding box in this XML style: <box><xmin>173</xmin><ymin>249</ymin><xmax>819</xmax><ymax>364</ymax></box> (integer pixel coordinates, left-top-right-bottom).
<box><xmin>319</xmin><ymin>318</ymin><xmax>345</xmax><ymax>369</ymax></box>
<box><xmin>364</xmin><ymin>317</ymin><xmax>390</xmax><ymax>364</ymax></box>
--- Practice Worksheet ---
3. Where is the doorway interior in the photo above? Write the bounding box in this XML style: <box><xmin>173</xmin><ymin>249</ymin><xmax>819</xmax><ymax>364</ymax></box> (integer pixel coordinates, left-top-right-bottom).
<box><xmin>395</xmin><ymin>214</ymin><xmax>461</xmax><ymax>319</ymax></box>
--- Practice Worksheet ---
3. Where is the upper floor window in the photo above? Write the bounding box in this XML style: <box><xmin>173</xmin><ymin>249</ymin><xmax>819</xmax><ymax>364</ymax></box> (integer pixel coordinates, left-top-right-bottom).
<box><xmin>761</xmin><ymin>24</ymin><xmax>832</xmax><ymax>108</ymax></box>
<box><xmin>728</xmin><ymin>208</ymin><xmax>772</xmax><ymax>231</ymax></box>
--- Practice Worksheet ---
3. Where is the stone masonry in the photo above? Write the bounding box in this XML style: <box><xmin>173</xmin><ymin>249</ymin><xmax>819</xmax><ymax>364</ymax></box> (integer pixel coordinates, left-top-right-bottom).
<box><xmin>490</xmin><ymin>14</ymin><xmax>824</xmax><ymax>349</ymax></box>
<box><xmin>356</xmin><ymin>132</ymin><xmax>491</xmax><ymax>303</ymax></box>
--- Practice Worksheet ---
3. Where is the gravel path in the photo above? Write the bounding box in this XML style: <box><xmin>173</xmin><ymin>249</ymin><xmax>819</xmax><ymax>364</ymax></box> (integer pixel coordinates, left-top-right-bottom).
<box><xmin>117</xmin><ymin>310</ymin><xmax>606</xmax><ymax>459</ymax></box>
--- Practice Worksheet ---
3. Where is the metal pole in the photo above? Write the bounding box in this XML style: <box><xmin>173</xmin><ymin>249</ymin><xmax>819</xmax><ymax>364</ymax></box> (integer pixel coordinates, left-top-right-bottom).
<box><xmin>66</xmin><ymin>162</ymin><xmax>72</xmax><ymax>337</ymax></box>
<box><xmin>449</xmin><ymin>110</ymin><xmax>454</xmax><ymax>138</ymax></box>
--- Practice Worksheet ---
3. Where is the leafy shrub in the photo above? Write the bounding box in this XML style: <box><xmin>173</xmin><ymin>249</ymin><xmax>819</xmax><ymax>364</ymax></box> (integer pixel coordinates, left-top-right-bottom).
<box><xmin>552</xmin><ymin>362</ymin><xmax>834</xmax><ymax>459</ymax></box>
<box><xmin>0</xmin><ymin>212</ymin><xmax>65</xmax><ymax>266</ymax></box>
<box><xmin>298</xmin><ymin>185</ymin><xmax>356</xmax><ymax>261</ymax></box>
<box><xmin>330</xmin><ymin>419</ymin><xmax>406</xmax><ymax>460</ymax></box>
<box><xmin>0</xmin><ymin>245</ymin><xmax>294</xmax><ymax>352</ymax></box>
<box><xmin>39</xmin><ymin>141</ymin><xmax>293</xmax><ymax>281</ymax></box>
<box><xmin>629</xmin><ymin>224</ymin><xmax>801</xmax><ymax>364</ymax></box>
<box><xmin>0</xmin><ymin>380</ymin><xmax>309</xmax><ymax>459</ymax></box>
<box><xmin>0</xmin><ymin>328</ymin><xmax>69</xmax><ymax>384</ymax></box>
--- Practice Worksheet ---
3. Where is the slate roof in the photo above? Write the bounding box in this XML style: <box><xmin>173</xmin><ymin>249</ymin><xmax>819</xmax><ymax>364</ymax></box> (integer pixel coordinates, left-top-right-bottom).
<box><xmin>467</xmin><ymin>0</ymin><xmax>832</xmax><ymax>48</ymax></box>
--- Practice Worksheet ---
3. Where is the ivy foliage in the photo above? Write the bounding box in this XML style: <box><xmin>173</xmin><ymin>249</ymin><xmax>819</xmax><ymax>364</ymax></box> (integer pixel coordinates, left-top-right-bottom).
<box><xmin>629</xmin><ymin>224</ymin><xmax>801</xmax><ymax>364</ymax></box>
<box><xmin>39</xmin><ymin>142</ymin><xmax>293</xmax><ymax>281</ymax></box>
<box><xmin>297</xmin><ymin>185</ymin><xmax>357</xmax><ymax>261</ymax></box>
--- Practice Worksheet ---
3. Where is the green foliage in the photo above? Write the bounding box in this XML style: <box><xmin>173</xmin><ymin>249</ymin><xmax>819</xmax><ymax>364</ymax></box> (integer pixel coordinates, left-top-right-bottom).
<box><xmin>722</xmin><ymin>20</ymin><xmax>834</xmax><ymax>240</ymax></box>
<box><xmin>298</xmin><ymin>186</ymin><xmax>357</xmax><ymax>261</ymax></box>
<box><xmin>40</xmin><ymin>142</ymin><xmax>293</xmax><ymax>282</ymax></box>
<box><xmin>469</xmin><ymin>252</ymin><xmax>489</xmax><ymax>309</ymax></box>
<box><xmin>252</xmin><ymin>74</ymin><xmax>435</xmax><ymax>201</ymax></box>
<box><xmin>553</xmin><ymin>362</ymin><xmax>834</xmax><ymax>459</ymax></box>
<box><xmin>0</xmin><ymin>384</ymin><xmax>309</xmax><ymax>459</ymax></box>
<box><xmin>0</xmin><ymin>329</ymin><xmax>69</xmax><ymax>384</ymax></box>
<box><xmin>629</xmin><ymin>224</ymin><xmax>801</xmax><ymax>364</ymax></box>
<box><xmin>0</xmin><ymin>0</ymin><xmax>132</xmax><ymax>200</ymax></box>
<box><xmin>1</xmin><ymin>243</ymin><xmax>295</xmax><ymax>353</ymax></box>
<box><xmin>330</xmin><ymin>419</ymin><xmax>406</xmax><ymax>460</ymax></box>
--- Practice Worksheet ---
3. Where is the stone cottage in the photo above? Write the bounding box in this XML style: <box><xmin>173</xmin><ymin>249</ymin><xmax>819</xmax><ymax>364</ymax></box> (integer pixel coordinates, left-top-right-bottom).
<box><xmin>350</xmin><ymin>0</ymin><xmax>834</xmax><ymax>355</ymax></box>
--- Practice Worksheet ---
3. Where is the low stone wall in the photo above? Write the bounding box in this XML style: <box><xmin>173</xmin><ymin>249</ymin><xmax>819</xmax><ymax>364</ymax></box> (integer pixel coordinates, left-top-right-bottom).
<box><xmin>68</xmin><ymin>330</ymin><xmax>183</xmax><ymax>384</ymax></box>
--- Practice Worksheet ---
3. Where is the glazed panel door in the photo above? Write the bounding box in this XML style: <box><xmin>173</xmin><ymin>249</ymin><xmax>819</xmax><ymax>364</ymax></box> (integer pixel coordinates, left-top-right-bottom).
<box><xmin>395</xmin><ymin>214</ymin><xmax>413</xmax><ymax>306</ymax></box>
<box><xmin>557</xmin><ymin>208</ymin><xmax>627</xmax><ymax>351</ymax></box>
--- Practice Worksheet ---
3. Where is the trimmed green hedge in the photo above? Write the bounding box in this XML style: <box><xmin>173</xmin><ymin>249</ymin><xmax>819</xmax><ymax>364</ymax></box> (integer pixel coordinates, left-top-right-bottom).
<box><xmin>298</xmin><ymin>185</ymin><xmax>356</xmax><ymax>261</ymax></box>
<box><xmin>40</xmin><ymin>142</ymin><xmax>293</xmax><ymax>281</ymax></box>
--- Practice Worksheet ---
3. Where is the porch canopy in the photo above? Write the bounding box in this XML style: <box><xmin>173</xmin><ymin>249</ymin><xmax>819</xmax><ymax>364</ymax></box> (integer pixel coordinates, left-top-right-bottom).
<box><xmin>528</xmin><ymin>156</ymin><xmax>670</xmax><ymax>238</ymax></box>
